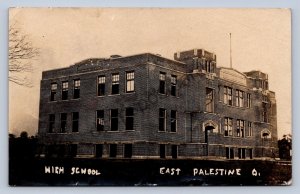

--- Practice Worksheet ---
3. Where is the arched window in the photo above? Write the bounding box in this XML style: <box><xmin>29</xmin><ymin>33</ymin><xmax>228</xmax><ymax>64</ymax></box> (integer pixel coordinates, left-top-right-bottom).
<box><xmin>202</xmin><ymin>120</ymin><xmax>218</xmax><ymax>133</ymax></box>
<box><xmin>261</xmin><ymin>129</ymin><xmax>271</xmax><ymax>139</ymax></box>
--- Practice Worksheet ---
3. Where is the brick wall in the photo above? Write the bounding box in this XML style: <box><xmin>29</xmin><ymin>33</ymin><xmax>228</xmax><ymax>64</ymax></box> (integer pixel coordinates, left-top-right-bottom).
<box><xmin>38</xmin><ymin>50</ymin><xmax>278</xmax><ymax>160</ymax></box>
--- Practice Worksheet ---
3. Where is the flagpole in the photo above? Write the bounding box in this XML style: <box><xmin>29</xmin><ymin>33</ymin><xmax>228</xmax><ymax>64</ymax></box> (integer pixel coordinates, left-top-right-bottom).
<box><xmin>230</xmin><ymin>33</ymin><xmax>232</xmax><ymax>68</ymax></box>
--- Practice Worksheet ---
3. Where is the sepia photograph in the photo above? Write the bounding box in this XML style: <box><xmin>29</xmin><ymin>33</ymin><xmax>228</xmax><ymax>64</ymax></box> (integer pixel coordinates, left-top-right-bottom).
<box><xmin>8</xmin><ymin>8</ymin><xmax>291</xmax><ymax>186</ymax></box>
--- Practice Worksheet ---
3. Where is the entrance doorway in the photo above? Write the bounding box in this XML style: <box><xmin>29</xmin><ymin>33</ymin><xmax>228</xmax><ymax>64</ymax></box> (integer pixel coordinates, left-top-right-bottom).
<box><xmin>205</xmin><ymin>126</ymin><xmax>215</xmax><ymax>156</ymax></box>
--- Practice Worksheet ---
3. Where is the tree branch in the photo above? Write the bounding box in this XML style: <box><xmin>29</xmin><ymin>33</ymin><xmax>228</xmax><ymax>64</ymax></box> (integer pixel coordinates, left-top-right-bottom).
<box><xmin>9</xmin><ymin>24</ymin><xmax>39</xmax><ymax>87</ymax></box>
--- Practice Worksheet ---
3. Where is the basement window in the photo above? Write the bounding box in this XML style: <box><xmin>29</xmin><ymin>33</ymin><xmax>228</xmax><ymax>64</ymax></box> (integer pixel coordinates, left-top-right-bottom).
<box><xmin>160</xmin><ymin>144</ymin><xmax>166</xmax><ymax>159</ymax></box>
<box><xmin>110</xmin><ymin>144</ymin><xmax>117</xmax><ymax>158</ymax></box>
<box><xmin>124</xmin><ymin>144</ymin><xmax>132</xmax><ymax>158</ymax></box>
<box><xmin>226</xmin><ymin>147</ymin><xmax>234</xmax><ymax>159</ymax></box>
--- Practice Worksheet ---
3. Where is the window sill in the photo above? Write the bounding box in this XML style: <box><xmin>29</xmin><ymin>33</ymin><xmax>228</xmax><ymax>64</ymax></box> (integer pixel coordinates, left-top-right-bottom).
<box><xmin>108</xmin><ymin>94</ymin><xmax>121</xmax><ymax>96</ymax></box>
<box><xmin>224</xmin><ymin>136</ymin><xmax>248</xmax><ymax>139</ymax></box>
<box><xmin>158</xmin><ymin>130</ymin><xmax>167</xmax><ymax>133</ymax></box>
<box><xmin>125</xmin><ymin>91</ymin><xmax>135</xmax><ymax>94</ymax></box>
<box><xmin>92</xmin><ymin>130</ymin><xmax>136</xmax><ymax>133</ymax></box>
<box><xmin>203</xmin><ymin>111</ymin><xmax>216</xmax><ymax>114</ymax></box>
<box><xmin>170</xmin><ymin>95</ymin><xmax>180</xmax><ymax>99</ymax></box>
<box><xmin>158</xmin><ymin>93</ymin><xmax>167</xmax><ymax>96</ymax></box>
<box><xmin>71</xmin><ymin>98</ymin><xmax>80</xmax><ymax>101</ymax></box>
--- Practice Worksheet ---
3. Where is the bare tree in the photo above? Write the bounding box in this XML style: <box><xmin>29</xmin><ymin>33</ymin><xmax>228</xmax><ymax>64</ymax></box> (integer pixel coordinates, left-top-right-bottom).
<box><xmin>9</xmin><ymin>24</ymin><xmax>39</xmax><ymax>87</ymax></box>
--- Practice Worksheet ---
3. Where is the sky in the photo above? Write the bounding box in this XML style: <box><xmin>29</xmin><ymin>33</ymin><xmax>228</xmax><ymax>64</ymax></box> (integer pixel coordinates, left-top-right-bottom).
<box><xmin>8</xmin><ymin>8</ymin><xmax>291</xmax><ymax>138</ymax></box>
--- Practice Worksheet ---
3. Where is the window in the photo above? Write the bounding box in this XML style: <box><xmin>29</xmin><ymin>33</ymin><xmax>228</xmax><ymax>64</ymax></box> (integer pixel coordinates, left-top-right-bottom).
<box><xmin>235</xmin><ymin>90</ymin><xmax>244</xmax><ymax>107</ymax></box>
<box><xmin>73</xmin><ymin>79</ymin><xmax>80</xmax><ymax>99</ymax></box>
<box><xmin>126</xmin><ymin>108</ymin><xmax>134</xmax><ymax>131</ymax></box>
<box><xmin>226</xmin><ymin>147</ymin><xmax>234</xmax><ymax>159</ymax></box>
<box><xmin>95</xmin><ymin>144</ymin><xmax>103</xmax><ymax>158</ymax></box>
<box><xmin>124</xmin><ymin>144</ymin><xmax>132</xmax><ymax>158</ymax></box>
<box><xmin>262</xmin><ymin>101</ymin><xmax>268</xmax><ymax>123</ymax></box>
<box><xmin>109</xmin><ymin>144</ymin><xmax>117</xmax><ymax>158</ymax></box>
<box><xmin>224</xmin><ymin>118</ymin><xmax>233</xmax><ymax>136</ymax></box>
<box><xmin>238</xmin><ymin>148</ymin><xmax>246</xmax><ymax>159</ymax></box>
<box><xmin>126</xmin><ymin>71</ymin><xmax>134</xmax><ymax>93</ymax></box>
<box><xmin>248</xmin><ymin>122</ymin><xmax>253</xmax><ymax>137</ymax></box>
<box><xmin>224</xmin><ymin>86</ymin><xmax>233</xmax><ymax>105</ymax></box>
<box><xmin>72</xmin><ymin>112</ymin><xmax>79</xmax><ymax>132</ymax></box>
<box><xmin>97</xmin><ymin>76</ymin><xmax>105</xmax><ymax>96</ymax></box>
<box><xmin>110</xmin><ymin>109</ymin><xmax>118</xmax><ymax>131</ymax></box>
<box><xmin>261</xmin><ymin>129</ymin><xmax>271</xmax><ymax>139</ymax></box>
<box><xmin>206</xmin><ymin>88</ymin><xmax>214</xmax><ymax>112</ymax></box>
<box><xmin>205</xmin><ymin>61</ymin><xmax>214</xmax><ymax>73</ymax></box>
<box><xmin>57</xmin><ymin>145</ymin><xmax>66</xmax><ymax>158</ymax></box>
<box><xmin>170</xmin><ymin>110</ymin><xmax>177</xmax><ymax>132</ymax></box>
<box><xmin>236</xmin><ymin>120</ymin><xmax>245</xmax><ymax>137</ymax></box>
<box><xmin>50</xmin><ymin>83</ymin><xmax>57</xmax><ymax>101</ymax></box>
<box><xmin>159</xmin><ymin>72</ymin><xmax>166</xmax><ymax>94</ymax></box>
<box><xmin>62</xmin><ymin>81</ymin><xmax>68</xmax><ymax>100</ymax></box>
<box><xmin>248</xmin><ymin>148</ymin><xmax>253</xmax><ymax>159</ymax></box>
<box><xmin>171</xmin><ymin>145</ymin><xmax>178</xmax><ymax>159</ymax></box>
<box><xmin>111</xmin><ymin>73</ymin><xmax>119</xmax><ymax>95</ymax></box>
<box><xmin>49</xmin><ymin>114</ymin><xmax>55</xmax><ymax>133</ymax></box>
<box><xmin>69</xmin><ymin>144</ymin><xmax>77</xmax><ymax>158</ymax></box>
<box><xmin>262</xmin><ymin>95</ymin><xmax>268</xmax><ymax>102</ymax></box>
<box><xmin>264</xmin><ymin>81</ymin><xmax>269</xmax><ymax>90</ymax></box>
<box><xmin>171</xmin><ymin>75</ymin><xmax>177</xmax><ymax>96</ymax></box>
<box><xmin>96</xmin><ymin>110</ymin><xmax>104</xmax><ymax>131</ymax></box>
<box><xmin>160</xmin><ymin>144</ymin><xmax>166</xmax><ymax>159</ymax></box>
<box><xmin>60</xmin><ymin>113</ymin><xmax>67</xmax><ymax>133</ymax></box>
<box><xmin>262</xmin><ymin>111</ymin><xmax>268</xmax><ymax>123</ymax></box>
<box><xmin>247</xmin><ymin>93</ymin><xmax>251</xmax><ymax>108</ymax></box>
<box><xmin>159</xmin><ymin>108</ymin><xmax>166</xmax><ymax>131</ymax></box>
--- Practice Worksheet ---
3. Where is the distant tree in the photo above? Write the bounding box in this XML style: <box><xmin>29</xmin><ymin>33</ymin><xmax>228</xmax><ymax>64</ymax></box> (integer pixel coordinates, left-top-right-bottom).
<box><xmin>20</xmin><ymin>131</ymin><xmax>28</xmax><ymax>139</ymax></box>
<box><xmin>9</xmin><ymin>133</ymin><xmax>16</xmax><ymax>139</ymax></box>
<box><xmin>9</xmin><ymin>24</ymin><xmax>39</xmax><ymax>87</ymax></box>
<box><xmin>278</xmin><ymin>134</ymin><xmax>292</xmax><ymax>160</ymax></box>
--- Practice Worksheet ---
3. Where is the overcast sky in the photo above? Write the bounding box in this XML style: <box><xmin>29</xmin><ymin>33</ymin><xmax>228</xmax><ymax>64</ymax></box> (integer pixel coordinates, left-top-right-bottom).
<box><xmin>8</xmin><ymin>8</ymin><xmax>291</xmax><ymax>138</ymax></box>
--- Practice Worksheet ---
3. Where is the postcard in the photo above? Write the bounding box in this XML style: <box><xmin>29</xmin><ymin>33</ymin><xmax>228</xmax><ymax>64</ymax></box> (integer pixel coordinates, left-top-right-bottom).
<box><xmin>9</xmin><ymin>8</ymin><xmax>292</xmax><ymax>186</ymax></box>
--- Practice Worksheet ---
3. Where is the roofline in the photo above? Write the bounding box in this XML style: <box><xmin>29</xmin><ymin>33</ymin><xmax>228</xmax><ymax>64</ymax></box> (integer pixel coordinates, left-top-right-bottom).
<box><xmin>42</xmin><ymin>52</ymin><xmax>186</xmax><ymax>74</ymax></box>
<box><xmin>217</xmin><ymin>66</ymin><xmax>250</xmax><ymax>79</ymax></box>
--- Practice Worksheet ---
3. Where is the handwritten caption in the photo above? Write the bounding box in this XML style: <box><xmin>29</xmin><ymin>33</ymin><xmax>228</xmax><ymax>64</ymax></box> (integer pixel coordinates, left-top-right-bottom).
<box><xmin>44</xmin><ymin>165</ymin><xmax>261</xmax><ymax>177</ymax></box>
<box><xmin>45</xmin><ymin>166</ymin><xmax>101</xmax><ymax>176</ymax></box>
<box><xmin>159</xmin><ymin>167</ymin><xmax>261</xmax><ymax>176</ymax></box>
